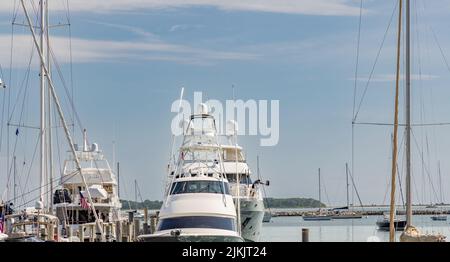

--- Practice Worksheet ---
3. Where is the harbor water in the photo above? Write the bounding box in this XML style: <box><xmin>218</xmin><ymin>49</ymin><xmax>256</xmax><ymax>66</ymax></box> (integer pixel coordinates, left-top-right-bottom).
<box><xmin>261</xmin><ymin>215</ymin><xmax>450</xmax><ymax>242</ymax></box>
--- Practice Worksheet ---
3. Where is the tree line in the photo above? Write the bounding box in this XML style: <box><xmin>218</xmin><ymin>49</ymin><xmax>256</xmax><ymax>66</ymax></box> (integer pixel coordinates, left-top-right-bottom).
<box><xmin>120</xmin><ymin>197</ymin><xmax>324</xmax><ymax>210</ymax></box>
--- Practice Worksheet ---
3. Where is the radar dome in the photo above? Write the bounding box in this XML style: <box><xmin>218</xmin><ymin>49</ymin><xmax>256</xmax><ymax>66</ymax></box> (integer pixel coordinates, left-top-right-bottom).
<box><xmin>226</xmin><ymin>120</ymin><xmax>238</xmax><ymax>136</ymax></box>
<box><xmin>197</xmin><ymin>103</ymin><xmax>209</xmax><ymax>115</ymax></box>
<box><xmin>35</xmin><ymin>200</ymin><xmax>44</xmax><ymax>210</ymax></box>
<box><xmin>91</xmin><ymin>143</ymin><xmax>99</xmax><ymax>152</ymax></box>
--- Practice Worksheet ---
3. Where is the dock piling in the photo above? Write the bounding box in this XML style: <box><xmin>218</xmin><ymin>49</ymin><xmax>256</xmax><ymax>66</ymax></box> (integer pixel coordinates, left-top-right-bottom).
<box><xmin>150</xmin><ymin>215</ymin><xmax>157</xmax><ymax>234</ymax></box>
<box><xmin>134</xmin><ymin>219</ymin><xmax>140</xmax><ymax>239</ymax></box>
<box><xmin>302</xmin><ymin>228</ymin><xmax>309</xmax><ymax>242</ymax></box>
<box><xmin>116</xmin><ymin>221</ymin><xmax>122</xmax><ymax>242</ymax></box>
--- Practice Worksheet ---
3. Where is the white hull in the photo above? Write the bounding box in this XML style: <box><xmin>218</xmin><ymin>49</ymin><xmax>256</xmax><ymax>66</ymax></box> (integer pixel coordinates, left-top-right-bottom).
<box><xmin>238</xmin><ymin>199</ymin><xmax>265</xmax><ymax>242</ymax></box>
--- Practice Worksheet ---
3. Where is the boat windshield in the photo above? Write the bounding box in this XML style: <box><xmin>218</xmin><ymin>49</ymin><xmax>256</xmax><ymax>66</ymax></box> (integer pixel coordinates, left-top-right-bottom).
<box><xmin>170</xmin><ymin>180</ymin><xmax>230</xmax><ymax>195</ymax></box>
<box><xmin>158</xmin><ymin>216</ymin><xmax>236</xmax><ymax>231</ymax></box>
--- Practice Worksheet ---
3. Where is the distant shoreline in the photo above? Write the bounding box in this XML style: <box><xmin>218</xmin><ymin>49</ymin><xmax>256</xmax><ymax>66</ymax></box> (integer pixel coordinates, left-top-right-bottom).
<box><xmin>120</xmin><ymin>197</ymin><xmax>326</xmax><ymax>210</ymax></box>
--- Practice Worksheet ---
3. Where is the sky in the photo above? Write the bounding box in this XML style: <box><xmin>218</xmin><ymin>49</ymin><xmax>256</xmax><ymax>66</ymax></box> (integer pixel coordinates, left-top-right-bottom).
<box><xmin>2</xmin><ymin>0</ymin><xmax>450</xmax><ymax>207</ymax></box>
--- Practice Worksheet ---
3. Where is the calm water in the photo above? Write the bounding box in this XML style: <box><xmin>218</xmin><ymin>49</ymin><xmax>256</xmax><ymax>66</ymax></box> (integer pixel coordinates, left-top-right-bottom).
<box><xmin>261</xmin><ymin>215</ymin><xmax>450</xmax><ymax>242</ymax></box>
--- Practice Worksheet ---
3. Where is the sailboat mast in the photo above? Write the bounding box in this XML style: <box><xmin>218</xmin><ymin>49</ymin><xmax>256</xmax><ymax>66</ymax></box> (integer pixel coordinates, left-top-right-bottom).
<box><xmin>134</xmin><ymin>179</ymin><xmax>137</xmax><ymax>210</ymax></box>
<box><xmin>13</xmin><ymin>156</ymin><xmax>17</xmax><ymax>205</ymax></box>
<box><xmin>438</xmin><ymin>161</ymin><xmax>443</xmax><ymax>204</ymax></box>
<box><xmin>405</xmin><ymin>0</ymin><xmax>412</xmax><ymax>227</ymax></box>
<box><xmin>232</xmin><ymin>86</ymin><xmax>241</xmax><ymax>235</ymax></box>
<box><xmin>345</xmin><ymin>163</ymin><xmax>349</xmax><ymax>209</ymax></box>
<box><xmin>318</xmin><ymin>168</ymin><xmax>321</xmax><ymax>209</ymax></box>
<box><xmin>257</xmin><ymin>156</ymin><xmax>261</xmax><ymax>180</ymax></box>
<box><xmin>117</xmin><ymin>162</ymin><xmax>120</xmax><ymax>199</ymax></box>
<box><xmin>389</xmin><ymin>0</ymin><xmax>403</xmax><ymax>242</ymax></box>
<box><xmin>39</xmin><ymin>0</ymin><xmax>47</xmax><ymax>207</ymax></box>
<box><xmin>45</xmin><ymin>0</ymin><xmax>54</xmax><ymax>214</ymax></box>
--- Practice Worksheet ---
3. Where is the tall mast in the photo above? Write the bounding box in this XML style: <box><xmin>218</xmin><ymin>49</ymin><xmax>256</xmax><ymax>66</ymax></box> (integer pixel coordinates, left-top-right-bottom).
<box><xmin>405</xmin><ymin>0</ymin><xmax>412</xmax><ymax>227</ymax></box>
<box><xmin>39</xmin><ymin>0</ymin><xmax>46</xmax><ymax>208</ymax></box>
<box><xmin>257</xmin><ymin>156</ymin><xmax>261</xmax><ymax>180</ymax></box>
<box><xmin>345</xmin><ymin>163</ymin><xmax>349</xmax><ymax>209</ymax></box>
<box><xmin>389</xmin><ymin>0</ymin><xmax>403</xmax><ymax>242</ymax></box>
<box><xmin>117</xmin><ymin>162</ymin><xmax>120</xmax><ymax>199</ymax></box>
<box><xmin>45</xmin><ymin>0</ymin><xmax>54</xmax><ymax>214</ymax></box>
<box><xmin>232</xmin><ymin>85</ymin><xmax>241</xmax><ymax>235</ymax></box>
<box><xmin>318</xmin><ymin>168</ymin><xmax>321</xmax><ymax>210</ymax></box>
<box><xmin>235</xmin><ymin>131</ymin><xmax>240</xmax><ymax>234</ymax></box>
<box><xmin>13</xmin><ymin>156</ymin><xmax>17</xmax><ymax>205</ymax></box>
<box><xmin>134</xmin><ymin>179</ymin><xmax>137</xmax><ymax>210</ymax></box>
<box><xmin>438</xmin><ymin>161</ymin><xmax>443</xmax><ymax>204</ymax></box>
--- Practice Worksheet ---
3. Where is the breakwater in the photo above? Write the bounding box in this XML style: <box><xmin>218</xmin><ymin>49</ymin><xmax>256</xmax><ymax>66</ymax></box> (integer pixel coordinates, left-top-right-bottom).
<box><xmin>273</xmin><ymin>209</ymin><xmax>450</xmax><ymax>217</ymax></box>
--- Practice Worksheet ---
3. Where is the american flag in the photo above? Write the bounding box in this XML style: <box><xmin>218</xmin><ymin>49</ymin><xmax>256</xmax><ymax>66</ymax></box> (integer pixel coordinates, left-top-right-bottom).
<box><xmin>79</xmin><ymin>191</ymin><xmax>90</xmax><ymax>209</ymax></box>
<box><xmin>0</xmin><ymin>214</ymin><xmax>4</xmax><ymax>233</ymax></box>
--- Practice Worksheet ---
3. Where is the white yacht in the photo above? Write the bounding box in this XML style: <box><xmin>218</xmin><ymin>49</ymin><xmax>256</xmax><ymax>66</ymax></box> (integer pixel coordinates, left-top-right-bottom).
<box><xmin>137</xmin><ymin>104</ymin><xmax>243</xmax><ymax>242</ymax></box>
<box><xmin>219</xmin><ymin>137</ymin><xmax>267</xmax><ymax>242</ymax></box>
<box><xmin>52</xmin><ymin>130</ymin><xmax>122</xmax><ymax>241</ymax></box>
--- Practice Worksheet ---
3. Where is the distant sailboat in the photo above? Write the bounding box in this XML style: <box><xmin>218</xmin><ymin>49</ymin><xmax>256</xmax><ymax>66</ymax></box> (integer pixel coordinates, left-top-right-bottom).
<box><xmin>376</xmin><ymin>213</ymin><xmax>407</xmax><ymax>232</ymax></box>
<box><xmin>430</xmin><ymin>162</ymin><xmax>447</xmax><ymax>221</ymax></box>
<box><xmin>303</xmin><ymin>168</ymin><xmax>332</xmax><ymax>221</ymax></box>
<box><xmin>332</xmin><ymin>163</ymin><xmax>363</xmax><ymax>219</ymax></box>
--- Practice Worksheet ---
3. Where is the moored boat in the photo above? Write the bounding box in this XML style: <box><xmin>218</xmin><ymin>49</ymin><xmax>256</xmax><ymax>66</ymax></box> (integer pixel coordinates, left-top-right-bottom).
<box><xmin>376</xmin><ymin>215</ymin><xmax>407</xmax><ymax>231</ymax></box>
<box><xmin>137</xmin><ymin>103</ymin><xmax>243</xmax><ymax>242</ymax></box>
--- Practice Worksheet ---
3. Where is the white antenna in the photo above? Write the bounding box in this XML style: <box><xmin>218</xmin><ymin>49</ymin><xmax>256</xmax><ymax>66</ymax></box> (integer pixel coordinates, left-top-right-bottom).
<box><xmin>232</xmin><ymin>84</ymin><xmax>241</xmax><ymax>236</ymax></box>
<box><xmin>167</xmin><ymin>87</ymin><xmax>184</xmax><ymax>175</ymax></box>
<box><xmin>83</xmin><ymin>128</ymin><xmax>88</xmax><ymax>151</ymax></box>
<box><xmin>112</xmin><ymin>140</ymin><xmax>116</xmax><ymax>168</ymax></box>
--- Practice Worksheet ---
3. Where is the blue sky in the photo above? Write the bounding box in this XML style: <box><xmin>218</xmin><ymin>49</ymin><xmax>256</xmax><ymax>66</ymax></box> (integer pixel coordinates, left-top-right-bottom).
<box><xmin>2</xmin><ymin>0</ymin><xmax>450</xmax><ymax>207</ymax></box>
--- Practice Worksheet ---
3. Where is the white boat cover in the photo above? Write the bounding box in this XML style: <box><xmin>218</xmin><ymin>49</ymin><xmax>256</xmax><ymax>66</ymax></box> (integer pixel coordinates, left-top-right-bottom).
<box><xmin>82</xmin><ymin>185</ymin><xmax>108</xmax><ymax>199</ymax></box>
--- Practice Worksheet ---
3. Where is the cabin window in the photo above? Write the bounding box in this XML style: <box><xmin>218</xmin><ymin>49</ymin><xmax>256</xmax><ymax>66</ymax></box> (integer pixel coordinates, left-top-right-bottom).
<box><xmin>170</xmin><ymin>181</ymin><xmax>230</xmax><ymax>195</ymax></box>
<box><xmin>103</xmin><ymin>184</ymin><xmax>113</xmax><ymax>194</ymax></box>
<box><xmin>223</xmin><ymin>149</ymin><xmax>244</xmax><ymax>162</ymax></box>
<box><xmin>158</xmin><ymin>216</ymin><xmax>236</xmax><ymax>231</ymax></box>
<box><xmin>53</xmin><ymin>189</ymin><xmax>72</xmax><ymax>204</ymax></box>
<box><xmin>226</xmin><ymin>174</ymin><xmax>252</xmax><ymax>185</ymax></box>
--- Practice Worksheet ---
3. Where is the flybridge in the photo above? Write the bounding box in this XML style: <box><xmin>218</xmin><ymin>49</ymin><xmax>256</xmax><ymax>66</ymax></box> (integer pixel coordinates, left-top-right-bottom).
<box><xmin>171</xmin><ymin>91</ymin><xmax>279</xmax><ymax>146</ymax></box>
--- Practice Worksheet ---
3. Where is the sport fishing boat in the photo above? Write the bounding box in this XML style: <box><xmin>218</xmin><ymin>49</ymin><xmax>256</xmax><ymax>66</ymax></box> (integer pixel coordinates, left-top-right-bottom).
<box><xmin>137</xmin><ymin>104</ymin><xmax>243</xmax><ymax>242</ymax></box>
<box><xmin>53</xmin><ymin>130</ymin><xmax>123</xmax><ymax>241</ymax></box>
<box><xmin>220</xmin><ymin>121</ymin><xmax>268</xmax><ymax>241</ymax></box>
<box><xmin>1</xmin><ymin>0</ymin><xmax>107</xmax><ymax>242</ymax></box>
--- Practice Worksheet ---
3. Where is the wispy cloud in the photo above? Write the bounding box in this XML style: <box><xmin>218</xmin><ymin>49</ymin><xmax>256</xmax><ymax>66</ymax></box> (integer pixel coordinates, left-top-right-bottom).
<box><xmin>1</xmin><ymin>0</ymin><xmax>366</xmax><ymax>16</ymax></box>
<box><xmin>0</xmin><ymin>34</ymin><xmax>260</xmax><ymax>67</ymax></box>
<box><xmin>169</xmin><ymin>24</ymin><xmax>205</xmax><ymax>32</ymax></box>
<box><xmin>84</xmin><ymin>20</ymin><xmax>160</xmax><ymax>41</ymax></box>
